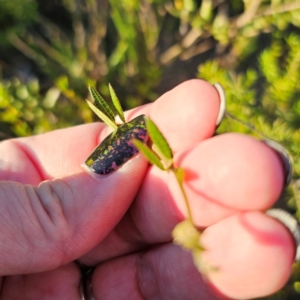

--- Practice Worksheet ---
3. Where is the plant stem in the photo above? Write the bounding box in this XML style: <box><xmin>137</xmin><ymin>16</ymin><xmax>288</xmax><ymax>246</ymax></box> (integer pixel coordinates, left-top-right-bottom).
<box><xmin>173</xmin><ymin>169</ymin><xmax>195</xmax><ymax>226</ymax></box>
<box><xmin>225</xmin><ymin>112</ymin><xmax>265</xmax><ymax>139</ymax></box>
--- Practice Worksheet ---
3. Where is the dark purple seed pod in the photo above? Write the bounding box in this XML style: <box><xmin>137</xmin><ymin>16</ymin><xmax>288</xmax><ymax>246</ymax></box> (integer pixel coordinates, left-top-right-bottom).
<box><xmin>85</xmin><ymin>115</ymin><xmax>148</xmax><ymax>175</ymax></box>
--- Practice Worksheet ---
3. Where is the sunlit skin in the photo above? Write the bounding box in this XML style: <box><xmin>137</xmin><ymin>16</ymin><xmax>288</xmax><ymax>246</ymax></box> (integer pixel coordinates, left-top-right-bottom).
<box><xmin>0</xmin><ymin>79</ymin><xmax>295</xmax><ymax>299</ymax></box>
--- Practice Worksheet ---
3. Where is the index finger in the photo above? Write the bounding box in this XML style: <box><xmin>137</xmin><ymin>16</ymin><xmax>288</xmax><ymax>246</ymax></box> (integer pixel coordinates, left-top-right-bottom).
<box><xmin>0</xmin><ymin>79</ymin><xmax>219</xmax><ymax>184</ymax></box>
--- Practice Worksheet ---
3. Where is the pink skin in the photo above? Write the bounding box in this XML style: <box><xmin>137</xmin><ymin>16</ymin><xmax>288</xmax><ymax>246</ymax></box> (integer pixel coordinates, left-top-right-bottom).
<box><xmin>0</xmin><ymin>79</ymin><xmax>294</xmax><ymax>299</ymax></box>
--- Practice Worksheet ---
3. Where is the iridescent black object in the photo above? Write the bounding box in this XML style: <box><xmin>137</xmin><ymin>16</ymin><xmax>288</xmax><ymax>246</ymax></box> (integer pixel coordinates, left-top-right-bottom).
<box><xmin>85</xmin><ymin>115</ymin><xmax>148</xmax><ymax>175</ymax></box>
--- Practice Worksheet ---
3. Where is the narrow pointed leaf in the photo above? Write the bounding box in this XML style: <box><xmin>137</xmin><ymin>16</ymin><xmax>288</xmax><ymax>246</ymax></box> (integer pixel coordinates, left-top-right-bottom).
<box><xmin>133</xmin><ymin>139</ymin><xmax>165</xmax><ymax>170</ymax></box>
<box><xmin>152</xmin><ymin>143</ymin><xmax>173</xmax><ymax>169</ymax></box>
<box><xmin>109</xmin><ymin>83</ymin><xmax>125</xmax><ymax>123</ymax></box>
<box><xmin>146</xmin><ymin>118</ymin><xmax>173</xmax><ymax>160</ymax></box>
<box><xmin>88</xmin><ymin>86</ymin><xmax>115</xmax><ymax>122</ymax></box>
<box><xmin>86</xmin><ymin>100</ymin><xmax>118</xmax><ymax>130</ymax></box>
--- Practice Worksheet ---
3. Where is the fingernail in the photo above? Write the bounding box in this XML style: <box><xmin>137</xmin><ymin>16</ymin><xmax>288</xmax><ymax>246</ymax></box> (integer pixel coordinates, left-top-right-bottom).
<box><xmin>84</xmin><ymin>115</ymin><xmax>148</xmax><ymax>175</ymax></box>
<box><xmin>213</xmin><ymin>83</ymin><xmax>226</xmax><ymax>127</ymax></box>
<box><xmin>266</xmin><ymin>208</ymin><xmax>300</xmax><ymax>261</ymax></box>
<box><xmin>262</xmin><ymin>139</ymin><xmax>293</xmax><ymax>187</ymax></box>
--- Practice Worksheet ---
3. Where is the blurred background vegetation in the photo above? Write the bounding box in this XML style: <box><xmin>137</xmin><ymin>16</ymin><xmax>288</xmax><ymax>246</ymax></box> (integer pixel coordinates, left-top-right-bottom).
<box><xmin>0</xmin><ymin>0</ymin><xmax>300</xmax><ymax>298</ymax></box>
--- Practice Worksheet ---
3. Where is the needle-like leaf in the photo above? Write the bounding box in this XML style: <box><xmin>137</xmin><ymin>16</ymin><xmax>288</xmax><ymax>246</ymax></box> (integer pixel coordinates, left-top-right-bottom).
<box><xmin>133</xmin><ymin>139</ymin><xmax>165</xmax><ymax>170</ymax></box>
<box><xmin>109</xmin><ymin>83</ymin><xmax>125</xmax><ymax>123</ymax></box>
<box><xmin>86</xmin><ymin>100</ymin><xmax>118</xmax><ymax>130</ymax></box>
<box><xmin>88</xmin><ymin>85</ymin><xmax>115</xmax><ymax>122</ymax></box>
<box><xmin>146</xmin><ymin>118</ymin><xmax>173</xmax><ymax>161</ymax></box>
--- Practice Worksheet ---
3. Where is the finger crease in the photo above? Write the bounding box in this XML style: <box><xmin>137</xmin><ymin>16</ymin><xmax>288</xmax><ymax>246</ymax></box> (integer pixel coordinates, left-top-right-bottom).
<box><xmin>12</xmin><ymin>141</ymin><xmax>48</xmax><ymax>181</ymax></box>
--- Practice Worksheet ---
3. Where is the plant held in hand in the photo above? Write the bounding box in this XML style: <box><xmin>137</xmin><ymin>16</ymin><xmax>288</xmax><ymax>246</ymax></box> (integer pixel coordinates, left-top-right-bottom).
<box><xmin>133</xmin><ymin>118</ymin><xmax>211</xmax><ymax>274</ymax></box>
<box><xmin>84</xmin><ymin>85</ymin><xmax>210</xmax><ymax>274</ymax></box>
<box><xmin>84</xmin><ymin>85</ymin><xmax>148</xmax><ymax>175</ymax></box>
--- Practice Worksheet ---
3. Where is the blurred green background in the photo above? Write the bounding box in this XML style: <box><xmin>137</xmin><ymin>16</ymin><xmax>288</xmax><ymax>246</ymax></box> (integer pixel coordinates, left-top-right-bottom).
<box><xmin>1</xmin><ymin>0</ymin><xmax>300</xmax><ymax>298</ymax></box>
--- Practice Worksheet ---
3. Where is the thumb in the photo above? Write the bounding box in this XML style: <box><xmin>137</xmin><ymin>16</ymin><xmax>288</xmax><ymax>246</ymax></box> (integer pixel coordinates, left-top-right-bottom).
<box><xmin>0</xmin><ymin>154</ymin><xmax>147</xmax><ymax>276</ymax></box>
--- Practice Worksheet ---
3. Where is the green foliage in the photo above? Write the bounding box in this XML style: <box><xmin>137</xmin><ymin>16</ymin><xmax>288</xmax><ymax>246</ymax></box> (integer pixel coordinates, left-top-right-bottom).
<box><xmin>135</xmin><ymin>116</ymin><xmax>208</xmax><ymax>273</ymax></box>
<box><xmin>133</xmin><ymin>138</ymin><xmax>165</xmax><ymax>170</ymax></box>
<box><xmin>109</xmin><ymin>84</ymin><xmax>125</xmax><ymax>123</ymax></box>
<box><xmin>1</xmin><ymin>1</ymin><xmax>300</xmax><ymax>298</ymax></box>
<box><xmin>88</xmin><ymin>86</ymin><xmax>116</xmax><ymax>123</ymax></box>
<box><xmin>198</xmin><ymin>35</ymin><xmax>300</xmax><ymax>198</ymax></box>
<box><xmin>0</xmin><ymin>76</ymin><xmax>93</xmax><ymax>139</ymax></box>
<box><xmin>87</xmin><ymin>84</ymin><xmax>129</xmax><ymax>129</ymax></box>
<box><xmin>146</xmin><ymin>118</ymin><xmax>173</xmax><ymax>165</ymax></box>
<box><xmin>0</xmin><ymin>78</ymin><xmax>51</xmax><ymax>137</ymax></box>
<box><xmin>134</xmin><ymin>116</ymin><xmax>175</xmax><ymax>171</ymax></box>
<box><xmin>86</xmin><ymin>99</ymin><xmax>118</xmax><ymax>130</ymax></box>
<box><xmin>0</xmin><ymin>0</ymin><xmax>37</xmax><ymax>32</ymax></box>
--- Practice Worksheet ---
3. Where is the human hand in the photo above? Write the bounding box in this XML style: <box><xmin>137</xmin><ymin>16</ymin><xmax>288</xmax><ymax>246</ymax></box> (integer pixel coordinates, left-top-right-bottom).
<box><xmin>0</xmin><ymin>80</ymin><xmax>295</xmax><ymax>299</ymax></box>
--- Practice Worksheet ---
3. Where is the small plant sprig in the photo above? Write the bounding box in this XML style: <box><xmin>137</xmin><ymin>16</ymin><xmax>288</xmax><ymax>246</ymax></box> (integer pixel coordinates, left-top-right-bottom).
<box><xmin>86</xmin><ymin>85</ymin><xmax>209</xmax><ymax>273</ymax></box>
<box><xmin>86</xmin><ymin>84</ymin><xmax>125</xmax><ymax>129</ymax></box>
<box><xmin>133</xmin><ymin>119</ymin><xmax>211</xmax><ymax>274</ymax></box>
<box><xmin>84</xmin><ymin>85</ymin><xmax>148</xmax><ymax>175</ymax></box>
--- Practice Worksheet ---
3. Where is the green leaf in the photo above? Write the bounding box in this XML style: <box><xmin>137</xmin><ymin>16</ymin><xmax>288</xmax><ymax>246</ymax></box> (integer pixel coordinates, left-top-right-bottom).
<box><xmin>88</xmin><ymin>86</ymin><xmax>115</xmax><ymax>122</ymax></box>
<box><xmin>146</xmin><ymin>118</ymin><xmax>173</xmax><ymax>161</ymax></box>
<box><xmin>109</xmin><ymin>83</ymin><xmax>125</xmax><ymax>123</ymax></box>
<box><xmin>152</xmin><ymin>144</ymin><xmax>173</xmax><ymax>168</ymax></box>
<box><xmin>132</xmin><ymin>139</ymin><xmax>165</xmax><ymax>170</ymax></box>
<box><xmin>86</xmin><ymin>100</ymin><xmax>118</xmax><ymax>130</ymax></box>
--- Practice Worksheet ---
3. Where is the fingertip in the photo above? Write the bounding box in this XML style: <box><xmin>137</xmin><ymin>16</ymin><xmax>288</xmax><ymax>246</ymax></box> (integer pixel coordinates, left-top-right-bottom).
<box><xmin>149</xmin><ymin>79</ymin><xmax>220</xmax><ymax>153</ymax></box>
<box><xmin>201</xmin><ymin>212</ymin><xmax>294</xmax><ymax>299</ymax></box>
<box><xmin>178</xmin><ymin>133</ymin><xmax>285</xmax><ymax>226</ymax></box>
